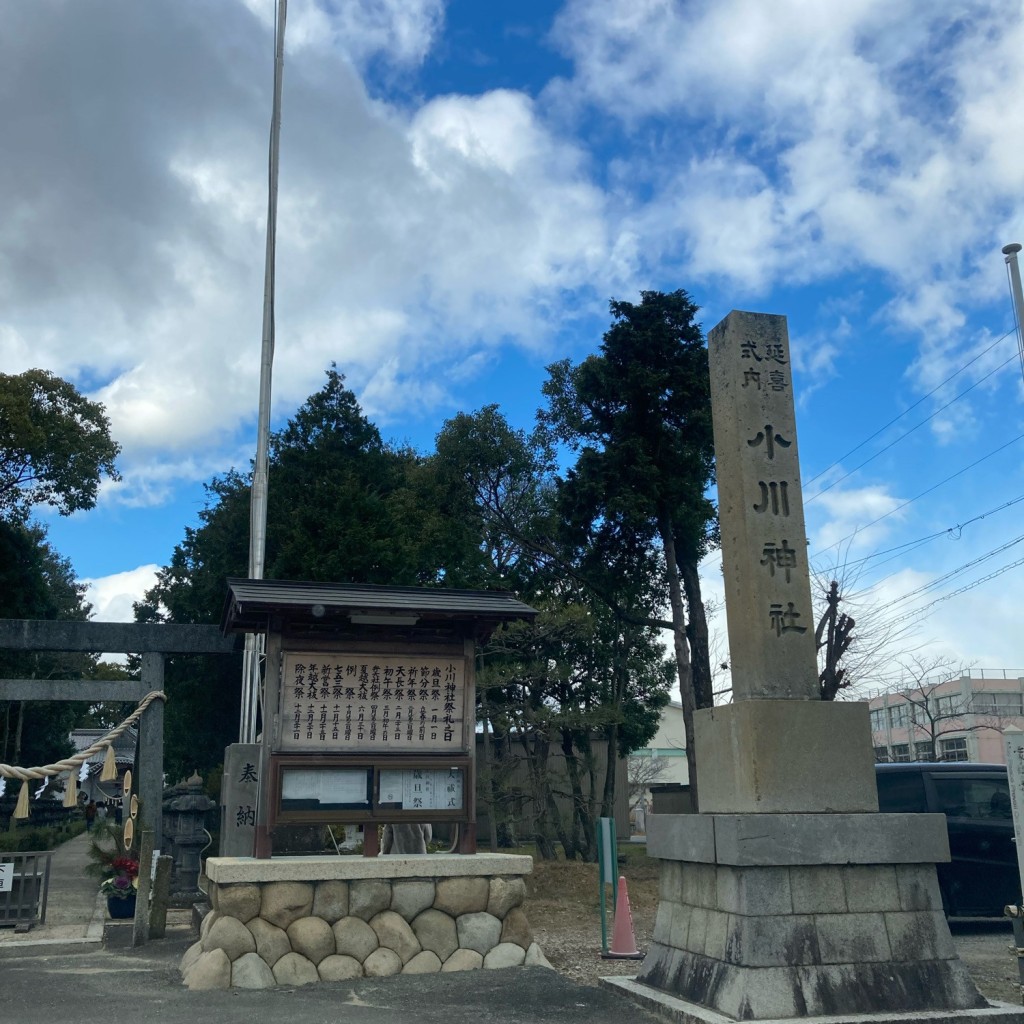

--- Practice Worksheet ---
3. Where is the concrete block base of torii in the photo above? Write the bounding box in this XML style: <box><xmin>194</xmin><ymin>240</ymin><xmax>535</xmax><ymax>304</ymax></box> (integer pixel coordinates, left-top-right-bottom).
<box><xmin>603</xmin><ymin>702</ymin><xmax>1024</xmax><ymax>1024</ymax></box>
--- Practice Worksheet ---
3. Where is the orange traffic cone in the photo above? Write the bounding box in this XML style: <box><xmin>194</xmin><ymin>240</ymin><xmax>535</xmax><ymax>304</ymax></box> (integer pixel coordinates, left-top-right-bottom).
<box><xmin>602</xmin><ymin>875</ymin><xmax>644</xmax><ymax>959</ymax></box>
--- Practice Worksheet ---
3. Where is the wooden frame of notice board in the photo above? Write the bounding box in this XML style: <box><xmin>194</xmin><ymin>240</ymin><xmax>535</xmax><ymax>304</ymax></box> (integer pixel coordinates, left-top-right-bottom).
<box><xmin>266</xmin><ymin>754</ymin><xmax>476</xmax><ymax>855</ymax></box>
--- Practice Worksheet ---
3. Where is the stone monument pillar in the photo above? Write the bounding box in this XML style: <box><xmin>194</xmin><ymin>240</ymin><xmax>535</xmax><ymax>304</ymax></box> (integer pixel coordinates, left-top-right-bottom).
<box><xmin>611</xmin><ymin>311</ymin><xmax>1016</xmax><ymax>1024</ymax></box>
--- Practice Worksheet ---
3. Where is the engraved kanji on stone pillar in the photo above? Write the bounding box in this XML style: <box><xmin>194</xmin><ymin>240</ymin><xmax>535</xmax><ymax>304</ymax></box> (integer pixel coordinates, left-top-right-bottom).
<box><xmin>708</xmin><ymin>310</ymin><xmax>819</xmax><ymax>700</ymax></box>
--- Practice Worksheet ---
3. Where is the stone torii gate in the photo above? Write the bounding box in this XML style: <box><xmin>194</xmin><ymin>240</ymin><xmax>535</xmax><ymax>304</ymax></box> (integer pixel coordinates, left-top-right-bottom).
<box><xmin>0</xmin><ymin>619</ymin><xmax>238</xmax><ymax>850</ymax></box>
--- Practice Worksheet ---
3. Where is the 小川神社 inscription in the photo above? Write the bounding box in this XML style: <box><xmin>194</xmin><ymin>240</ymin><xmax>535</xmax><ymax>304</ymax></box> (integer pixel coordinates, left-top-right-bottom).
<box><xmin>708</xmin><ymin>311</ymin><xmax>819</xmax><ymax>700</ymax></box>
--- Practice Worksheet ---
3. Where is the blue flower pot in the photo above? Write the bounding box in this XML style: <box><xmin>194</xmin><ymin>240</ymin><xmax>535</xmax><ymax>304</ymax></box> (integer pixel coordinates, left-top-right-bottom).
<box><xmin>106</xmin><ymin>893</ymin><xmax>136</xmax><ymax>919</ymax></box>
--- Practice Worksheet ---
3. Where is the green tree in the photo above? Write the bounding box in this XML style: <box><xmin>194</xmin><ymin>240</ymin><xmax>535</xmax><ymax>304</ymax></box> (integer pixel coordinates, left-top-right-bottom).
<box><xmin>139</xmin><ymin>369</ymin><xmax>484</xmax><ymax>777</ymax></box>
<box><xmin>266</xmin><ymin>368</ymin><xmax>479</xmax><ymax>587</ymax></box>
<box><xmin>0</xmin><ymin>520</ymin><xmax>94</xmax><ymax>768</ymax></box>
<box><xmin>0</xmin><ymin>369</ymin><xmax>121</xmax><ymax>521</ymax></box>
<box><xmin>541</xmin><ymin>289</ymin><xmax>717</xmax><ymax>805</ymax></box>
<box><xmin>433</xmin><ymin>406</ymin><xmax>671</xmax><ymax>858</ymax></box>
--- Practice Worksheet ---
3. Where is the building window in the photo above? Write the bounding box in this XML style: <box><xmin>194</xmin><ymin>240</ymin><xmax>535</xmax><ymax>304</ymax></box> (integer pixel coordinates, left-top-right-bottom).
<box><xmin>889</xmin><ymin>704</ymin><xmax>909</xmax><ymax>728</ymax></box>
<box><xmin>870</xmin><ymin>709</ymin><xmax>886</xmax><ymax>732</ymax></box>
<box><xmin>972</xmin><ymin>692</ymin><xmax>1024</xmax><ymax>717</ymax></box>
<box><xmin>874</xmin><ymin>746</ymin><xmax>889</xmax><ymax>763</ymax></box>
<box><xmin>939</xmin><ymin>737</ymin><xmax>969</xmax><ymax>762</ymax></box>
<box><xmin>891</xmin><ymin>743</ymin><xmax>911</xmax><ymax>762</ymax></box>
<box><xmin>933</xmin><ymin>695</ymin><xmax>959</xmax><ymax>717</ymax></box>
<box><xmin>914</xmin><ymin>741</ymin><xmax>934</xmax><ymax>760</ymax></box>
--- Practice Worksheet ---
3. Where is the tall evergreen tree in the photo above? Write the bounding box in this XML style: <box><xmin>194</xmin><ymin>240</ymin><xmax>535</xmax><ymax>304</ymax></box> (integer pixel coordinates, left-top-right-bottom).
<box><xmin>139</xmin><ymin>368</ymin><xmax>483</xmax><ymax>777</ymax></box>
<box><xmin>433</xmin><ymin>406</ymin><xmax>672</xmax><ymax>858</ymax></box>
<box><xmin>541</xmin><ymin>289</ymin><xmax>717</xmax><ymax>804</ymax></box>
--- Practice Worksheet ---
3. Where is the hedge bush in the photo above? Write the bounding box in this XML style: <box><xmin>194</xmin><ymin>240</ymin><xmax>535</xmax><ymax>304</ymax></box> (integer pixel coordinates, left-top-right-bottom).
<box><xmin>0</xmin><ymin>818</ymin><xmax>87</xmax><ymax>853</ymax></box>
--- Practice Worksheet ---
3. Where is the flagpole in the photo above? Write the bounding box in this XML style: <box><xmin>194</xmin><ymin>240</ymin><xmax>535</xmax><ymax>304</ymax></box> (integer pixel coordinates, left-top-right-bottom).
<box><xmin>241</xmin><ymin>0</ymin><xmax>287</xmax><ymax>743</ymax></box>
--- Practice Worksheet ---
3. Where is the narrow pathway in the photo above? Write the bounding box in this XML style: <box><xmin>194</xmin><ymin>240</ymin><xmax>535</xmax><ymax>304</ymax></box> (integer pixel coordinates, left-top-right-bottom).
<box><xmin>0</xmin><ymin>830</ymin><xmax>105</xmax><ymax>953</ymax></box>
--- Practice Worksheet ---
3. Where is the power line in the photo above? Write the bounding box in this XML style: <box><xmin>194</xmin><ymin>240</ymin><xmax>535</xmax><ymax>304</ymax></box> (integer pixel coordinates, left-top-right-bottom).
<box><xmin>878</xmin><ymin>531</ymin><xmax>1024</xmax><ymax>609</ymax></box>
<box><xmin>820</xmin><ymin>492</ymin><xmax>1024</xmax><ymax>575</ymax></box>
<box><xmin>805</xmin><ymin>352</ymin><xmax>1018</xmax><ymax>503</ymax></box>
<box><xmin>804</xmin><ymin>327</ymin><xmax>1016</xmax><ymax>488</ymax></box>
<box><xmin>886</xmin><ymin>553</ymin><xmax>1024</xmax><ymax>629</ymax></box>
<box><xmin>810</xmin><ymin>431</ymin><xmax>1024</xmax><ymax>560</ymax></box>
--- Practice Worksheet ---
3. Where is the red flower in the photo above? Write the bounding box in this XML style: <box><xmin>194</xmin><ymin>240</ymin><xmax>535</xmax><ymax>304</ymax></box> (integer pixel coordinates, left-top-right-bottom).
<box><xmin>110</xmin><ymin>856</ymin><xmax>139</xmax><ymax>878</ymax></box>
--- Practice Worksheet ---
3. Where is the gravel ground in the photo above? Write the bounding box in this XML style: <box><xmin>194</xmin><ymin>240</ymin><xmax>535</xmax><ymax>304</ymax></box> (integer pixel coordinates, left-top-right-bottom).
<box><xmin>950</xmin><ymin>920</ymin><xmax>1023</xmax><ymax>1004</ymax></box>
<box><xmin>525</xmin><ymin>849</ymin><xmax>1024</xmax><ymax>1006</ymax></box>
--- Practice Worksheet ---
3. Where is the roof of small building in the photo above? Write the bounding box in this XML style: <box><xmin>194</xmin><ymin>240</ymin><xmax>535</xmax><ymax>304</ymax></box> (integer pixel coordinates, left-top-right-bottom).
<box><xmin>221</xmin><ymin>578</ymin><xmax>538</xmax><ymax>637</ymax></box>
<box><xmin>70</xmin><ymin>726</ymin><xmax>138</xmax><ymax>765</ymax></box>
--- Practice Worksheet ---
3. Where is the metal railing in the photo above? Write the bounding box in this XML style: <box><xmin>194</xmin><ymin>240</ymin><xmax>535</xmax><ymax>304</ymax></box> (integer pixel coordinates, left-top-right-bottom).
<box><xmin>0</xmin><ymin>851</ymin><xmax>53</xmax><ymax>930</ymax></box>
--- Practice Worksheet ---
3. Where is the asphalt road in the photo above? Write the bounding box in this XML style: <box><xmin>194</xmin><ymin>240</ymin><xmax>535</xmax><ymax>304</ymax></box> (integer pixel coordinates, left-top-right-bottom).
<box><xmin>3</xmin><ymin>834</ymin><xmax>1020</xmax><ymax>1023</ymax></box>
<box><xmin>2</xmin><ymin>945</ymin><xmax>659</xmax><ymax>1024</ymax></box>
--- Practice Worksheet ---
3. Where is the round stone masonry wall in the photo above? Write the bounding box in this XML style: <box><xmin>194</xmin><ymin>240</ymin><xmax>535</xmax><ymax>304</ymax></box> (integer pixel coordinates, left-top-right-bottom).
<box><xmin>183</xmin><ymin>854</ymin><xmax>550</xmax><ymax>991</ymax></box>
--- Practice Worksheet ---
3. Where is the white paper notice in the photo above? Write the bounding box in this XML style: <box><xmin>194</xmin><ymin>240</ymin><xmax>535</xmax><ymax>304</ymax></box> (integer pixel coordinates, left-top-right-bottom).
<box><xmin>282</xmin><ymin>769</ymin><xmax>369</xmax><ymax>806</ymax></box>
<box><xmin>379</xmin><ymin>768</ymin><xmax>463</xmax><ymax>811</ymax></box>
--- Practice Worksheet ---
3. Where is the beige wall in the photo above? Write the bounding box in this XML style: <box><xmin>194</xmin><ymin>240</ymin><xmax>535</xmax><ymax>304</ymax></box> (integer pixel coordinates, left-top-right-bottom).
<box><xmin>868</xmin><ymin>674</ymin><xmax>1024</xmax><ymax>764</ymax></box>
<box><xmin>631</xmin><ymin>701</ymin><xmax>689</xmax><ymax>786</ymax></box>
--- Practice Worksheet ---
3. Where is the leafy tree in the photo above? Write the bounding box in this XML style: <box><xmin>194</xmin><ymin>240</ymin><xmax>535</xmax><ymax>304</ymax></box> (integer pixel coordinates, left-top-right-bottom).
<box><xmin>0</xmin><ymin>369</ymin><xmax>121</xmax><ymax>521</ymax></box>
<box><xmin>139</xmin><ymin>369</ymin><xmax>484</xmax><ymax>777</ymax></box>
<box><xmin>77</xmin><ymin>661</ymin><xmax>140</xmax><ymax>730</ymax></box>
<box><xmin>266</xmin><ymin>368</ymin><xmax>479</xmax><ymax>587</ymax></box>
<box><xmin>134</xmin><ymin>471</ymin><xmax>248</xmax><ymax>782</ymax></box>
<box><xmin>540</xmin><ymin>290</ymin><xmax>717</xmax><ymax>805</ymax></box>
<box><xmin>0</xmin><ymin>520</ymin><xmax>94</xmax><ymax>768</ymax></box>
<box><xmin>433</xmin><ymin>406</ymin><xmax>671</xmax><ymax>858</ymax></box>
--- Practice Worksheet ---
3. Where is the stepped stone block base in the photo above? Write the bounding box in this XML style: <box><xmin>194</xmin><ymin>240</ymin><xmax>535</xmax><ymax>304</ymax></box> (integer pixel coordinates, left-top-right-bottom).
<box><xmin>634</xmin><ymin>815</ymin><xmax>1007</xmax><ymax>1021</ymax></box>
<box><xmin>181</xmin><ymin>854</ymin><xmax>549</xmax><ymax>990</ymax></box>
<box><xmin>603</xmin><ymin>976</ymin><xmax>1024</xmax><ymax>1024</ymax></box>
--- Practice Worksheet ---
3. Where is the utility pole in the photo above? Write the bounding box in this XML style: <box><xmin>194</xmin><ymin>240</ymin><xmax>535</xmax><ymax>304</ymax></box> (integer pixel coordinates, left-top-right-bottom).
<box><xmin>241</xmin><ymin>0</ymin><xmax>288</xmax><ymax>744</ymax></box>
<box><xmin>1002</xmin><ymin>243</ymin><xmax>1024</xmax><ymax>388</ymax></box>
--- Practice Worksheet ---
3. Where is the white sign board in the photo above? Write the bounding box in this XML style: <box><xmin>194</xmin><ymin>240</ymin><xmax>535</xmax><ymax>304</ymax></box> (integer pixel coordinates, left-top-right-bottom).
<box><xmin>278</xmin><ymin>652</ymin><xmax>467</xmax><ymax>754</ymax></box>
<box><xmin>0</xmin><ymin>862</ymin><xmax>12</xmax><ymax>893</ymax></box>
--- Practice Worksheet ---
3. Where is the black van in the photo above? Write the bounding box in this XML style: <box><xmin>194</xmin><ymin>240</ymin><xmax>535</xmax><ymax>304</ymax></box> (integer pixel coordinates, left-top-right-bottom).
<box><xmin>875</xmin><ymin>762</ymin><xmax>1019</xmax><ymax>917</ymax></box>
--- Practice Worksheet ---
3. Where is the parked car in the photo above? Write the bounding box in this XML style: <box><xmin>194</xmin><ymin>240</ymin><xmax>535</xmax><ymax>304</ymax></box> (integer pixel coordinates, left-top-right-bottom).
<box><xmin>875</xmin><ymin>762</ymin><xmax>1019</xmax><ymax>917</ymax></box>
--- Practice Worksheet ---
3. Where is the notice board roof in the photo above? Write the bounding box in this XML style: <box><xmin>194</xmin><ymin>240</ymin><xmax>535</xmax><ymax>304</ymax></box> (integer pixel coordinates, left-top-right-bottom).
<box><xmin>221</xmin><ymin>578</ymin><xmax>538</xmax><ymax>637</ymax></box>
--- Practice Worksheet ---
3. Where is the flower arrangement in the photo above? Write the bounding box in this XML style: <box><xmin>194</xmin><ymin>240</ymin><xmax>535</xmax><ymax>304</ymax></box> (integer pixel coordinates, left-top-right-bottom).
<box><xmin>99</xmin><ymin>855</ymin><xmax>139</xmax><ymax>899</ymax></box>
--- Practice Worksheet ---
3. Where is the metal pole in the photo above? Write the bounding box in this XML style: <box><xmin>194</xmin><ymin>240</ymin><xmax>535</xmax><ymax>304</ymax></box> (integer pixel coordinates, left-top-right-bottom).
<box><xmin>1002</xmin><ymin>243</ymin><xmax>1024</xmax><ymax>388</ymax></box>
<box><xmin>241</xmin><ymin>0</ymin><xmax>288</xmax><ymax>743</ymax></box>
<box><xmin>1003</xmin><ymin>727</ymin><xmax>1024</xmax><ymax>998</ymax></box>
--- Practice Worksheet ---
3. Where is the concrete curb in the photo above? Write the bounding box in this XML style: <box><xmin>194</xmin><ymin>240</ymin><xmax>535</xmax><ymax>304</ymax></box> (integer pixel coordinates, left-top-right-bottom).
<box><xmin>0</xmin><ymin>893</ymin><xmax>106</xmax><ymax>960</ymax></box>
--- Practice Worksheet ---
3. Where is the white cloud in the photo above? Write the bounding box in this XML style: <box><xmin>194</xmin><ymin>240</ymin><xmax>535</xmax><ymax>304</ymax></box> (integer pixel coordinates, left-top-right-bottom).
<box><xmin>84</xmin><ymin>566</ymin><xmax>160</xmax><ymax>623</ymax></box>
<box><xmin>806</xmin><ymin>483</ymin><xmax>906</xmax><ymax>561</ymax></box>
<box><xmin>0</xmin><ymin>2</ymin><xmax>633</xmax><ymax>506</ymax></box>
<box><xmin>549</xmin><ymin>0</ymin><xmax>1023</xmax><ymax>354</ymax></box>
<box><xmin>238</xmin><ymin>0</ymin><xmax>445</xmax><ymax>67</ymax></box>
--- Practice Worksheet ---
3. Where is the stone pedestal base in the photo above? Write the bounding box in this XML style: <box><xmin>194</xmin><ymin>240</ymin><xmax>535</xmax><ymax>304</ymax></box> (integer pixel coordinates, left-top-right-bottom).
<box><xmin>632</xmin><ymin>814</ymin><xmax>1009</xmax><ymax>1021</ymax></box>
<box><xmin>605</xmin><ymin>976</ymin><xmax>1024</xmax><ymax>1024</ymax></box>
<box><xmin>180</xmin><ymin>853</ymin><xmax>548</xmax><ymax>990</ymax></box>
<box><xmin>694</xmin><ymin>702</ymin><xmax>878</xmax><ymax>814</ymax></box>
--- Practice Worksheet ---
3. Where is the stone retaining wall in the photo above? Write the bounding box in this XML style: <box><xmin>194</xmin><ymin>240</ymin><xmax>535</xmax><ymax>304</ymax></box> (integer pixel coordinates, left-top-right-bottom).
<box><xmin>182</xmin><ymin>865</ymin><xmax>548</xmax><ymax>989</ymax></box>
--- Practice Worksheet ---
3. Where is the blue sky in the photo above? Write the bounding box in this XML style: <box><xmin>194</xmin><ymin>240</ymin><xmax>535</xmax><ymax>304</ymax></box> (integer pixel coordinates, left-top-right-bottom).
<box><xmin>4</xmin><ymin>0</ymin><xmax>1024</xmax><ymax>692</ymax></box>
